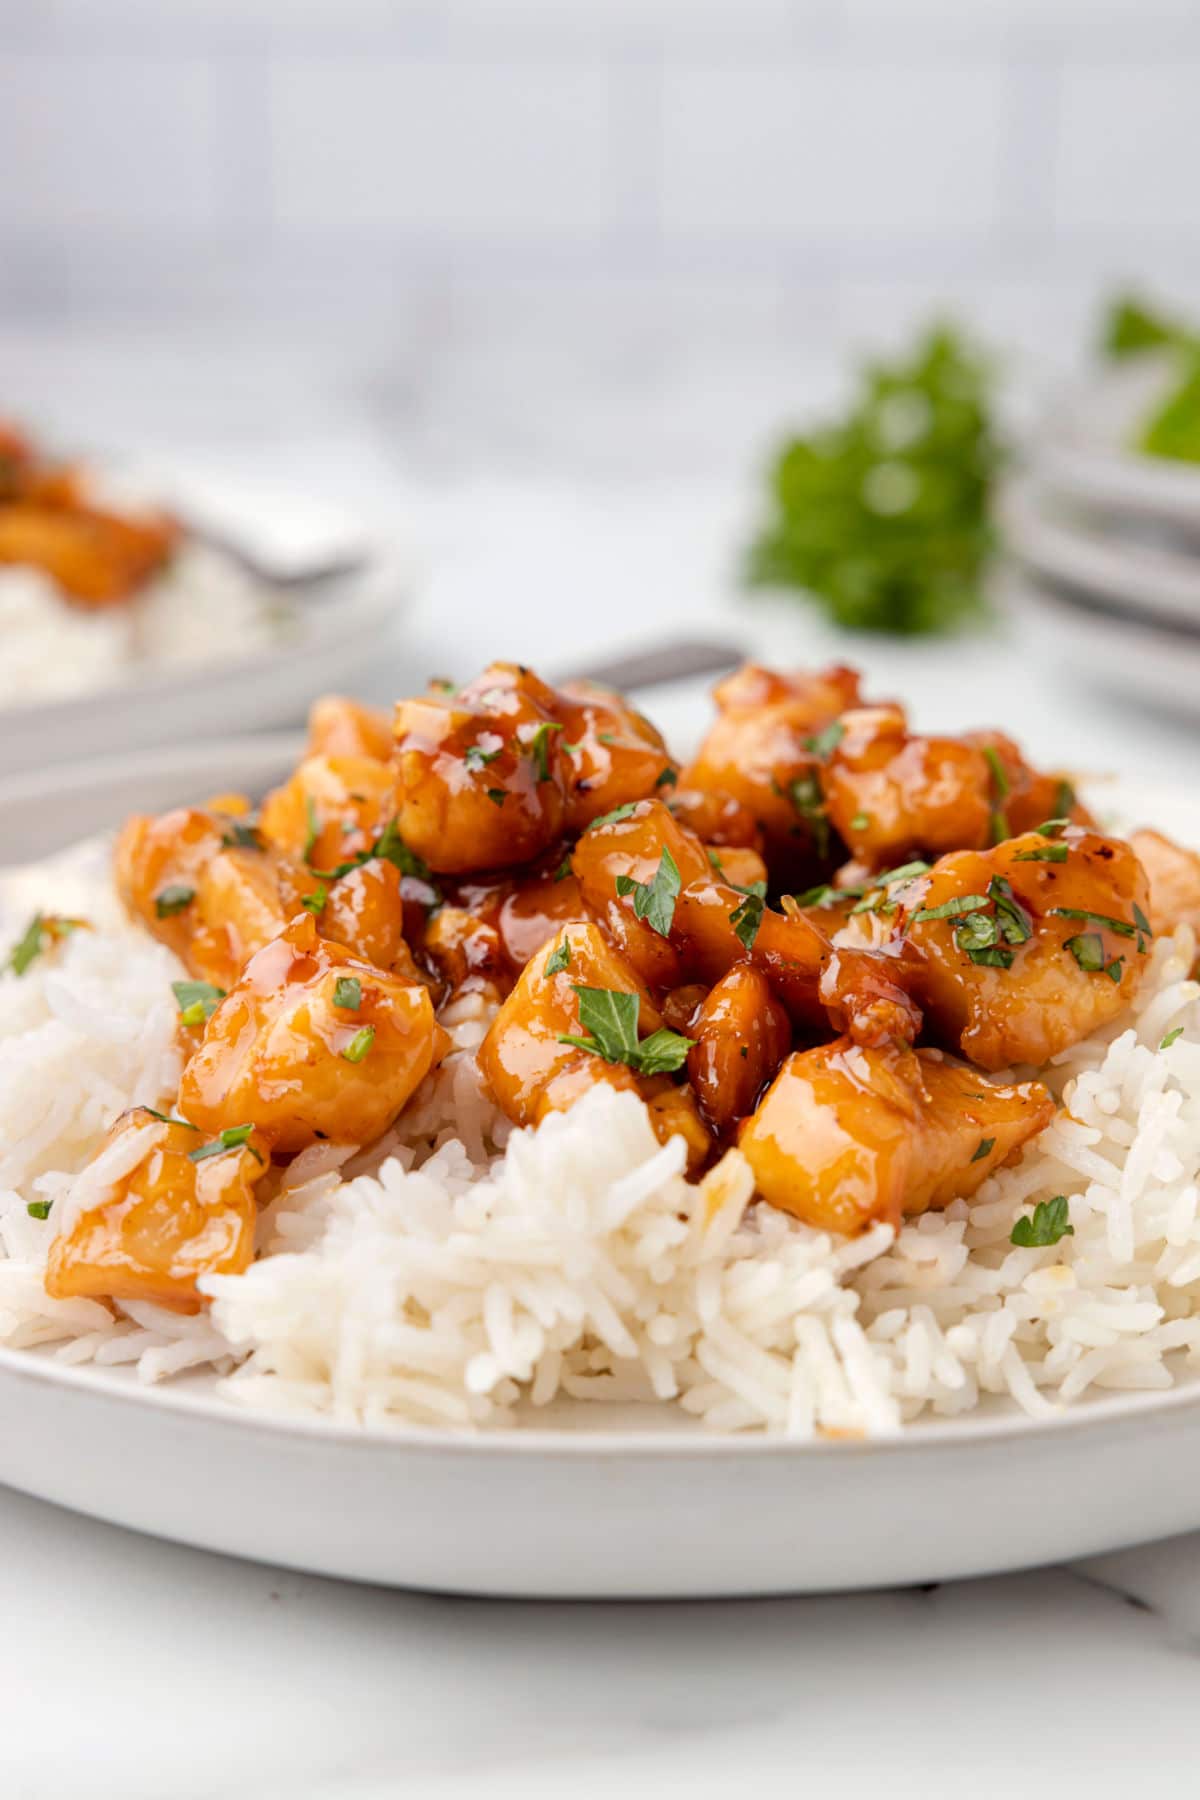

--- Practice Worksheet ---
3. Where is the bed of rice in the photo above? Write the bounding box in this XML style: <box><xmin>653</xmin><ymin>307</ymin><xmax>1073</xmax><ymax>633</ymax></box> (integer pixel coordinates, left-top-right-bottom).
<box><xmin>1</xmin><ymin>842</ymin><xmax>1198</xmax><ymax>1439</ymax></box>
<box><xmin>0</xmin><ymin>543</ymin><xmax>290</xmax><ymax>710</ymax></box>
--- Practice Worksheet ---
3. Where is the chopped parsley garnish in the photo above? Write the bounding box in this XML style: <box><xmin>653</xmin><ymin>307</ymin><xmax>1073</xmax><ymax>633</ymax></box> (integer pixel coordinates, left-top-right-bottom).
<box><xmin>955</xmin><ymin>910</ymin><xmax>1010</xmax><ymax>966</ymax></box>
<box><xmin>1013</xmin><ymin>842</ymin><xmax>1068</xmax><ymax>863</ymax></box>
<box><xmin>1063</xmin><ymin>932</ymin><xmax>1124</xmax><ymax>981</ymax></box>
<box><xmin>7</xmin><ymin>914</ymin><xmax>47</xmax><ymax>976</ymax></box>
<box><xmin>970</xmin><ymin>1137</ymin><xmax>995</xmax><ymax>1162</ymax></box>
<box><xmin>850</xmin><ymin>812</ymin><xmax>870</xmax><ymax>831</ymax></box>
<box><xmin>794</xmin><ymin>883</ymin><xmax>840</xmax><ymax>909</ymax></box>
<box><xmin>300</xmin><ymin>883</ymin><xmax>328</xmax><ymax>916</ymax></box>
<box><xmin>552</xmin><ymin>853</ymin><xmax>574</xmax><ymax>882</ymax></box>
<box><xmin>615</xmin><ymin>848</ymin><xmax>681</xmax><ymax>939</ymax></box>
<box><xmin>341</xmin><ymin>1025</ymin><xmax>375</xmax><ymax>1064</ymax></box>
<box><xmin>655</xmin><ymin>767</ymin><xmax>679</xmax><ymax>788</ymax></box>
<box><xmin>221</xmin><ymin>819</ymin><xmax>262</xmax><ymax>851</ymax></box>
<box><xmin>586</xmin><ymin>802</ymin><xmax>641</xmax><ymax>832</ymax></box>
<box><xmin>171</xmin><ymin>979</ymin><xmax>225</xmax><ymax>1027</ymax></box>
<box><xmin>1036</xmin><ymin>817</ymin><xmax>1071</xmax><ymax>839</ymax></box>
<box><xmin>154</xmin><ymin>885</ymin><xmax>195</xmax><ymax>919</ymax></box>
<box><xmin>788</xmin><ymin>772</ymin><xmax>830</xmax><ymax>859</ymax></box>
<box><xmin>982</xmin><ymin>745</ymin><xmax>1010</xmax><ymax>844</ymax></box>
<box><xmin>1054</xmin><ymin>779</ymin><xmax>1076</xmax><ymax>816</ymax></box>
<box><xmin>912</xmin><ymin>893</ymin><xmax>990</xmax><ymax>924</ymax></box>
<box><xmin>845</xmin><ymin>860</ymin><xmax>932</xmax><ymax>913</ymax></box>
<box><xmin>1050</xmin><ymin>907</ymin><xmax>1139</xmax><ymax>940</ymax></box>
<box><xmin>486</xmin><ymin>788</ymin><xmax>506</xmax><ymax>807</ymax></box>
<box><xmin>1161</xmin><ymin>1026</ymin><xmax>1184</xmax><ymax>1049</ymax></box>
<box><xmin>524</xmin><ymin>719</ymin><xmax>564</xmax><ymax>782</ymax></box>
<box><xmin>988</xmin><ymin>875</ymin><xmax>1032</xmax><ymax>946</ymax></box>
<box><xmin>189</xmin><ymin>1124</ymin><xmax>261</xmax><ymax>1165</ymax></box>
<box><xmin>805</xmin><ymin>721</ymin><xmax>844</xmax><ymax>759</ymax></box>
<box><xmin>303</xmin><ymin>796</ymin><xmax>321</xmax><ymax>864</ymax></box>
<box><xmin>597</xmin><ymin>732</ymin><xmax>617</xmax><ymax>746</ymax></box>
<box><xmin>142</xmin><ymin>1107</ymin><xmax>199</xmax><ymax>1130</ymax></box>
<box><xmin>372</xmin><ymin>819</ymin><xmax>433</xmax><ymax>884</ymax></box>
<box><xmin>26</xmin><ymin>1199</ymin><xmax>51</xmax><ymax>1220</ymax></box>
<box><xmin>1011</xmin><ymin>1195</ymin><xmax>1074</xmax><ymax>1248</ymax></box>
<box><xmin>545</xmin><ymin>938</ymin><xmax>572</xmax><ymax>978</ymax></box>
<box><xmin>729</xmin><ymin>890</ymin><xmax>765</xmax><ymax>953</ymax></box>
<box><xmin>557</xmin><ymin>985</ymin><xmax>692</xmax><ymax>1075</ymax></box>
<box><xmin>333</xmin><ymin>976</ymin><xmax>362</xmax><ymax>1010</ymax></box>
<box><xmin>464</xmin><ymin>742</ymin><xmax>501</xmax><ymax>772</ymax></box>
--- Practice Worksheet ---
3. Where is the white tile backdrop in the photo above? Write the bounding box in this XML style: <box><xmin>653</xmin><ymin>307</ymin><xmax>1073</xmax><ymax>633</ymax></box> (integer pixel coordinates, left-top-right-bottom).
<box><xmin>1</xmin><ymin>0</ymin><xmax>1198</xmax><ymax>470</ymax></box>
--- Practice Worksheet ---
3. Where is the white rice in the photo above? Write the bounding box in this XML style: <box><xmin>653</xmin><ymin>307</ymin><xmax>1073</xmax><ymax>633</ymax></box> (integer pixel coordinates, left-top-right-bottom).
<box><xmin>1</xmin><ymin>845</ymin><xmax>1198</xmax><ymax>1440</ymax></box>
<box><xmin>0</xmin><ymin>542</ymin><xmax>291</xmax><ymax>710</ymax></box>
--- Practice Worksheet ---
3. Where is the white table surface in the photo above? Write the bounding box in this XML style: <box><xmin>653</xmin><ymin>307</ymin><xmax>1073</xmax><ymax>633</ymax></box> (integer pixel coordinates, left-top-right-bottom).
<box><xmin>4</xmin><ymin>440</ymin><xmax>1200</xmax><ymax>1799</ymax></box>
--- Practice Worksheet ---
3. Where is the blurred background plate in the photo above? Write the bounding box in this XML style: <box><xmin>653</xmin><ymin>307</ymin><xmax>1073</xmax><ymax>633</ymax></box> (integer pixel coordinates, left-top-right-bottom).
<box><xmin>0</xmin><ymin>558</ymin><xmax>406</xmax><ymax>778</ymax></box>
<box><xmin>1033</xmin><ymin>358</ymin><xmax>1200</xmax><ymax>533</ymax></box>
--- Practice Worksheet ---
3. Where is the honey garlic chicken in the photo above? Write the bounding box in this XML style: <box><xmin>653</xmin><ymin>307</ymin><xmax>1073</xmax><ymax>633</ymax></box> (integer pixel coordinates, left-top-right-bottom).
<box><xmin>58</xmin><ymin>658</ymin><xmax>1181</xmax><ymax>1319</ymax></box>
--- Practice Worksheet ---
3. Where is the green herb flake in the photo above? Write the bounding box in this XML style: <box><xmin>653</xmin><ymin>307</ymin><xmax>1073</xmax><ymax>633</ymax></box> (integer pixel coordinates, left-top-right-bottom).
<box><xmin>26</xmin><ymin>1199</ymin><xmax>51</xmax><ymax>1221</ymax></box>
<box><xmin>557</xmin><ymin>985</ymin><xmax>692</xmax><ymax>1075</ymax></box>
<box><xmin>7</xmin><ymin>913</ymin><xmax>46</xmax><ymax>976</ymax></box>
<box><xmin>850</xmin><ymin>812</ymin><xmax>870</xmax><ymax>831</ymax></box>
<box><xmin>794</xmin><ymin>883</ymin><xmax>840</xmax><ymax>909</ymax></box>
<box><xmin>464</xmin><ymin>742</ymin><xmax>501</xmax><ymax>772</ymax></box>
<box><xmin>171</xmin><ymin>980</ymin><xmax>225</xmax><ymax>1027</ymax></box>
<box><xmin>552</xmin><ymin>853</ymin><xmax>574</xmax><ymax>883</ymax></box>
<box><xmin>988</xmin><ymin>875</ymin><xmax>1033</xmax><ymax>946</ymax></box>
<box><xmin>221</xmin><ymin>819</ymin><xmax>262</xmax><ymax>851</ymax></box>
<box><xmin>970</xmin><ymin>1137</ymin><xmax>996</xmax><ymax>1163</ymax></box>
<box><xmin>655</xmin><ymin>766</ymin><xmax>679</xmax><ymax>789</ymax></box>
<box><xmin>1054</xmin><ymin>779</ymin><xmax>1076</xmax><ymax>816</ymax></box>
<box><xmin>545</xmin><ymin>939</ymin><xmax>572</xmax><ymax>978</ymax></box>
<box><xmin>189</xmin><ymin>1123</ymin><xmax>260</xmax><ymax>1165</ymax></box>
<box><xmin>142</xmin><ymin>1107</ymin><xmax>199</xmax><ymax>1130</ymax></box>
<box><xmin>303</xmin><ymin>795</ymin><xmax>321</xmax><ymax>865</ymax></box>
<box><xmin>1161</xmin><ymin>1026</ymin><xmax>1185</xmax><ymax>1050</ymax></box>
<box><xmin>372</xmin><ymin>819</ymin><xmax>434</xmax><ymax>885</ymax></box>
<box><xmin>805</xmin><ymin>721</ymin><xmax>845</xmax><ymax>759</ymax></box>
<box><xmin>486</xmin><ymin>788</ymin><xmax>506</xmax><ymax>807</ymax></box>
<box><xmin>788</xmin><ymin>772</ymin><xmax>830</xmax><ymax>859</ymax></box>
<box><xmin>1011</xmin><ymin>1195</ymin><xmax>1074</xmax><ymax>1248</ymax></box>
<box><xmin>614</xmin><ymin>847</ymin><xmax>682</xmax><ymax>939</ymax></box>
<box><xmin>1065</xmin><ymin>931</ymin><xmax>1105</xmax><ymax>973</ymax></box>
<box><xmin>300</xmin><ymin>883</ymin><xmax>328</xmax><ymax>916</ymax></box>
<box><xmin>586</xmin><ymin>802</ymin><xmax>641</xmax><ymax>833</ymax></box>
<box><xmin>154</xmin><ymin>885</ymin><xmax>195</xmax><ymax>919</ymax></box>
<box><xmin>524</xmin><ymin>719</ymin><xmax>564</xmax><ymax>782</ymax></box>
<box><xmin>333</xmin><ymin>976</ymin><xmax>362</xmax><ymax>1011</ymax></box>
<box><xmin>341</xmin><ymin>1025</ymin><xmax>376</xmax><ymax>1064</ymax></box>
<box><xmin>1036</xmin><ymin>817</ymin><xmax>1071</xmax><ymax>839</ymax></box>
<box><xmin>729</xmin><ymin>890</ymin><xmax>765</xmax><ymax>953</ymax></box>
<box><xmin>1105</xmin><ymin>957</ymin><xmax>1125</xmax><ymax>984</ymax></box>
<box><xmin>912</xmin><ymin>892</ymin><xmax>990</xmax><ymax>925</ymax></box>
<box><xmin>1013</xmin><ymin>842</ymin><xmax>1069</xmax><ymax>864</ymax></box>
<box><xmin>1050</xmin><ymin>907</ymin><xmax>1137</xmax><ymax>939</ymax></box>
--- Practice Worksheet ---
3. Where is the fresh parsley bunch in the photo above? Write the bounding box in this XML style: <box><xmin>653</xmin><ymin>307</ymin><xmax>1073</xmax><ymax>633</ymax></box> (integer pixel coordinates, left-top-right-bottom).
<box><xmin>1103</xmin><ymin>292</ymin><xmax>1200</xmax><ymax>465</ymax></box>
<box><xmin>746</xmin><ymin>324</ymin><xmax>1001</xmax><ymax>636</ymax></box>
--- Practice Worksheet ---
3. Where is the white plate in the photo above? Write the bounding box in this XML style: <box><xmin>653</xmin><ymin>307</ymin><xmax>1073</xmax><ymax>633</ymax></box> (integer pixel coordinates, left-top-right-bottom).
<box><xmin>2</xmin><ymin>745</ymin><xmax>1200</xmax><ymax>1599</ymax></box>
<box><xmin>1003</xmin><ymin>478</ymin><xmax>1200</xmax><ymax>632</ymax></box>
<box><xmin>1011</xmin><ymin>573</ymin><xmax>1200</xmax><ymax>720</ymax></box>
<box><xmin>0</xmin><ymin>561</ymin><xmax>407</xmax><ymax>778</ymax></box>
<box><xmin>1032</xmin><ymin>357</ymin><xmax>1200</xmax><ymax>533</ymax></box>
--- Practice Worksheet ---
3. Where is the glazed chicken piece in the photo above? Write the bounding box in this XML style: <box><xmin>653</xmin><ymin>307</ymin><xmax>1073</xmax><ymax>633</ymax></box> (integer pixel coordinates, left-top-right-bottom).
<box><xmin>685</xmin><ymin>662</ymin><xmax>862</xmax><ymax>882</ymax></box>
<box><xmin>45</xmin><ymin>1109</ymin><xmax>268</xmax><ymax>1310</ymax></box>
<box><xmin>305</xmin><ymin>695</ymin><xmax>393</xmax><ymax>764</ymax></box>
<box><xmin>666</xmin><ymin>786</ymin><xmax>763</xmax><ymax>852</ymax></box>
<box><xmin>114</xmin><ymin>806</ymin><xmax>235</xmax><ymax>964</ymax></box>
<box><xmin>822</xmin><ymin>706</ymin><xmax>1089</xmax><ymax>871</ymax></box>
<box><xmin>179</xmin><ymin>914</ymin><xmax>449</xmax><ymax>1153</ymax></box>
<box><xmin>739</xmin><ymin>1040</ymin><xmax>1054</xmax><ymax>1235</ymax></box>
<box><xmin>394</xmin><ymin>664</ymin><xmax>571</xmax><ymax>874</ymax></box>
<box><xmin>572</xmin><ymin>797</ymin><xmax>920</xmax><ymax>1045</ymax></box>
<box><xmin>0</xmin><ymin>499</ymin><xmax>176</xmax><ymax>605</ymax></box>
<box><xmin>258</xmin><ymin>753</ymin><xmax>397</xmax><ymax>871</ymax></box>
<box><xmin>1129</xmin><ymin>829</ymin><xmax>1200</xmax><ymax>937</ymax></box>
<box><xmin>894</xmin><ymin>826</ymin><xmax>1153</xmax><ymax>1070</ymax></box>
<box><xmin>553</xmin><ymin>680</ymin><xmax>676</xmax><ymax>831</ymax></box>
<box><xmin>477</xmin><ymin>921</ymin><xmax>711</xmax><ymax>1170</ymax></box>
<box><xmin>686</xmin><ymin>964</ymin><xmax>791</xmax><ymax>1138</ymax></box>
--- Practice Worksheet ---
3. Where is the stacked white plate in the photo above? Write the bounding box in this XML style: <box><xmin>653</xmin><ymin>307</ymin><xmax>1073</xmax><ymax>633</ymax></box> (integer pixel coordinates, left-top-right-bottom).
<box><xmin>1005</xmin><ymin>355</ymin><xmax>1200</xmax><ymax>715</ymax></box>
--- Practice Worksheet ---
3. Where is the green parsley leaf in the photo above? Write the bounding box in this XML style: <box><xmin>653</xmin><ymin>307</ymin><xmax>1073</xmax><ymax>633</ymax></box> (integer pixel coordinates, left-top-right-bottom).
<box><xmin>464</xmin><ymin>742</ymin><xmax>501</xmax><ymax>772</ymax></box>
<box><xmin>746</xmin><ymin>324</ymin><xmax>999</xmax><ymax>636</ymax></box>
<box><xmin>303</xmin><ymin>795</ymin><xmax>321</xmax><ymax>865</ymax></box>
<box><xmin>1036</xmin><ymin>817</ymin><xmax>1071</xmax><ymax>839</ymax></box>
<box><xmin>142</xmin><ymin>1107</ymin><xmax>199</xmax><ymax>1130</ymax></box>
<box><xmin>788</xmin><ymin>771</ymin><xmax>830</xmax><ymax>859</ymax></box>
<box><xmin>805</xmin><ymin>721</ymin><xmax>845</xmax><ymax>759</ymax></box>
<box><xmin>729</xmin><ymin>890</ymin><xmax>765</xmax><ymax>953</ymax></box>
<box><xmin>524</xmin><ymin>719</ymin><xmax>564</xmax><ymax>782</ymax></box>
<box><xmin>553</xmin><ymin>853</ymin><xmax>574</xmax><ymax>882</ymax></box>
<box><xmin>341</xmin><ymin>1025</ymin><xmax>375</xmax><ymax>1064</ymax></box>
<box><xmin>1105</xmin><ymin>956</ymin><xmax>1125</xmax><ymax>984</ymax></box>
<box><xmin>556</xmin><ymin>985</ymin><xmax>692</xmax><ymax>1075</ymax></box>
<box><xmin>545</xmin><ymin>939</ymin><xmax>571</xmax><ymax>978</ymax></box>
<box><xmin>655</xmin><ymin>767</ymin><xmax>679</xmax><ymax>788</ymax></box>
<box><xmin>614</xmin><ymin>848</ymin><xmax>681</xmax><ymax>939</ymax></box>
<box><xmin>794</xmin><ymin>883</ymin><xmax>840</xmax><ymax>909</ymax></box>
<box><xmin>633</xmin><ymin>1028</ymin><xmax>695</xmax><ymax>1077</ymax></box>
<box><xmin>586</xmin><ymin>802</ymin><xmax>641</xmax><ymax>833</ymax></box>
<box><xmin>372</xmin><ymin>819</ymin><xmax>434</xmax><ymax>885</ymax></box>
<box><xmin>988</xmin><ymin>875</ymin><xmax>1032</xmax><ymax>945</ymax></box>
<box><xmin>7</xmin><ymin>913</ymin><xmax>46</xmax><ymax>976</ymax></box>
<box><xmin>221</xmin><ymin>819</ymin><xmax>263</xmax><ymax>850</ymax></box>
<box><xmin>1054</xmin><ymin>779</ymin><xmax>1076</xmax><ymax>816</ymax></box>
<box><xmin>171</xmin><ymin>980</ymin><xmax>225</xmax><ymax>1027</ymax></box>
<box><xmin>912</xmin><ymin>892</ymin><xmax>990</xmax><ymax>924</ymax></box>
<box><xmin>1161</xmin><ymin>1026</ymin><xmax>1184</xmax><ymax>1049</ymax></box>
<box><xmin>1013</xmin><ymin>842</ymin><xmax>1068</xmax><ymax>863</ymax></box>
<box><xmin>1064</xmin><ymin>931</ymin><xmax>1105</xmax><ymax>973</ymax></box>
<box><xmin>189</xmin><ymin>1124</ymin><xmax>260</xmax><ymax>1165</ymax></box>
<box><xmin>1011</xmin><ymin>1195</ymin><xmax>1074</xmax><ymax>1248</ymax></box>
<box><xmin>1050</xmin><ymin>907</ymin><xmax>1137</xmax><ymax>939</ymax></box>
<box><xmin>970</xmin><ymin>1137</ymin><xmax>995</xmax><ymax>1163</ymax></box>
<box><xmin>486</xmin><ymin>788</ymin><xmax>506</xmax><ymax>807</ymax></box>
<box><xmin>333</xmin><ymin>976</ymin><xmax>362</xmax><ymax>1010</ymax></box>
<box><xmin>154</xmin><ymin>885</ymin><xmax>195</xmax><ymax>919</ymax></box>
<box><xmin>850</xmin><ymin>812</ymin><xmax>870</xmax><ymax>831</ymax></box>
<box><xmin>26</xmin><ymin>1199</ymin><xmax>51</xmax><ymax>1220</ymax></box>
<box><xmin>300</xmin><ymin>883</ymin><xmax>328</xmax><ymax>916</ymax></box>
